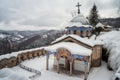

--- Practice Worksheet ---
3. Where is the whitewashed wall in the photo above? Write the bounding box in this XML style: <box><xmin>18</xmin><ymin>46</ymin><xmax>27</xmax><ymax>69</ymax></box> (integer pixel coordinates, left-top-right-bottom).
<box><xmin>54</xmin><ymin>58</ymin><xmax>90</xmax><ymax>72</ymax></box>
<box><xmin>74</xmin><ymin>60</ymin><xmax>90</xmax><ymax>72</ymax></box>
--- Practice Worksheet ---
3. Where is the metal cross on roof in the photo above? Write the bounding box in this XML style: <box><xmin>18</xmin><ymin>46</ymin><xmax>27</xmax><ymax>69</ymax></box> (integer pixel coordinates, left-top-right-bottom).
<box><xmin>76</xmin><ymin>2</ymin><xmax>81</xmax><ymax>14</ymax></box>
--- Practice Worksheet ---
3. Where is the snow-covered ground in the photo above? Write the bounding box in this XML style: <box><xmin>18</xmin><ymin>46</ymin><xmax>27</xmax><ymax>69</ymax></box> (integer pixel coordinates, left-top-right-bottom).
<box><xmin>1</xmin><ymin>31</ymin><xmax>119</xmax><ymax>80</ymax></box>
<box><xmin>0</xmin><ymin>55</ymin><xmax>114</xmax><ymax>80</ymax></box>
<box><xmin>88</xmin><ymin>61</ymin><xmax>114</xmax><ymax>80</ymax></box>
<box><xmin>97</xmin><ymin>31</ymin><xmax>120</xmax><ymax>71</ymax></box>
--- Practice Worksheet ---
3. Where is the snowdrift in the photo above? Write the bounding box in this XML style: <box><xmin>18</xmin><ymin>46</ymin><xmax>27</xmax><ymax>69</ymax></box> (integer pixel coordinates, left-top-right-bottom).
<box><xmin>0</xmin><ymin>68</ymin><xmax>29</xmax><ymax>80</ymax></box>
<box><xmin>97</xmin><ymin>31</ymin><xmax>120</xmax><ymax>71</ymax></box>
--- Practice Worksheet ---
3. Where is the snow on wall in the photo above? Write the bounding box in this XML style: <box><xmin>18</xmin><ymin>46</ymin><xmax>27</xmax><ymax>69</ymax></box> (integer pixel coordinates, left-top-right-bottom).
<box><xmin>97</xmin><ymin>31</ymin><xmax>120</xmax><ymax>70</ymax></box>
<box><xmin>0</xmin><ymin>47</ymin><xmax>43</xmax><ymax>60</ymax></box>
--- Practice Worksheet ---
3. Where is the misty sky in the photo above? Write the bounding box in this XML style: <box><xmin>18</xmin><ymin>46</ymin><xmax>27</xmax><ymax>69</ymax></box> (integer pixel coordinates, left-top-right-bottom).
<box><xmin>0</xmin><ymin>0</ymin><xmax>119</xmax><ymax>30</ymax></box>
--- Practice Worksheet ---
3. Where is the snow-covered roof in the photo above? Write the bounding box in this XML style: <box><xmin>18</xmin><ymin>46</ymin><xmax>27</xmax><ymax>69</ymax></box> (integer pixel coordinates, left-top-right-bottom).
<box><xmin>65</xmin><ymin>14</ymin><xmax>90</xmax><ymax>28</ymax></box>
<box><xmin>45</xmin><ymin>42</ymin><xmax>92</xmax><ymax>56</ymax></box>
<box><xmin>67</xmin><ymin>22</ymin><xmax>91</xmax><ymax>28</ymax></box>
<box><xmin>70</xmin><ymin>14</ymin><xmax>89</xmax><ymax>25</ymax></box>
<box><xmin>52</xmin><ymin>34</ymin><xmax>103</xmax><ymax>47</ymax></box>
<box><xmin>95</xmin><ymin>22</ymin><xmax>104</xmax><ymax>28</ymax></box>
<box><xmin>105</xmin><ymin>25</ymin><xmax>112</xmax><ymax>28</ymax></box>
<box><xmin>0</xmin><ymin>68</ymin><xmax>29</xmax><ymax>80</ymax></box>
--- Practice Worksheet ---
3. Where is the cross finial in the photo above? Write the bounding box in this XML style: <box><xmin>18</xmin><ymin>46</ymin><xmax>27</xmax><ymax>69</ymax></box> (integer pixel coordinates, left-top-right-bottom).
<box><xmin>76</xmin><ymin>2</ymin><xmax>81</xmax><ymax>14</ymax></box>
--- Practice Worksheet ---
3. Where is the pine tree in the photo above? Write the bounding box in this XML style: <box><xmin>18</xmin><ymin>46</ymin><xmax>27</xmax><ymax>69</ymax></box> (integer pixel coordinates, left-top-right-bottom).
<box><xmin>89</xmin><ymin>4</ymin><xmax>99</xmax><ymax>27</ymax></box>
<box><xmin>95</xmin><ymin>27</ymin><xmax>104</xmax><ymax>36</ymax></box>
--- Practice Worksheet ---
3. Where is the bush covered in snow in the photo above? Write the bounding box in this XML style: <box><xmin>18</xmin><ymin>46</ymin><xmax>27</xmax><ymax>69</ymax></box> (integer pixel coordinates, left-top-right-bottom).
<box><xmin>97</xmin><ymin>31</ymin><xmax>120</xmax><ymax>71</ymax></box>
<box><xmin>0</xmin><ymin>68</ymin><xmax>29</xmax><ymax>80</ymax></box>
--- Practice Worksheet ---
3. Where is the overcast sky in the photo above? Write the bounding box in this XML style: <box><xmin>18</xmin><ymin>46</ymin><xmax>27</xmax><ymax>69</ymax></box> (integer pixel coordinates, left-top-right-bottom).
<box><xmin>0</xmin><ymin>0</ymin><xmax>119</xmax><ymax>31</ymax></box>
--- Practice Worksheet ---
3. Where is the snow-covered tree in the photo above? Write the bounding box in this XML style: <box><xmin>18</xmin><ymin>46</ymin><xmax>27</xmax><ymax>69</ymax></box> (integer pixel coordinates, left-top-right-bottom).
<box><xmin>89</xmin><ymin>4</ymin><xmax>99</xmax><ymax>27</ymax></box>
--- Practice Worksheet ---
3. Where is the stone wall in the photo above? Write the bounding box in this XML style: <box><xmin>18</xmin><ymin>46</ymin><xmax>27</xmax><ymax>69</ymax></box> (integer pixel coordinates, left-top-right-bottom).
<box><xmin>0</xmin><ymin>48</ymin><xmax>47</xmax><ymax>69</ymax></box>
